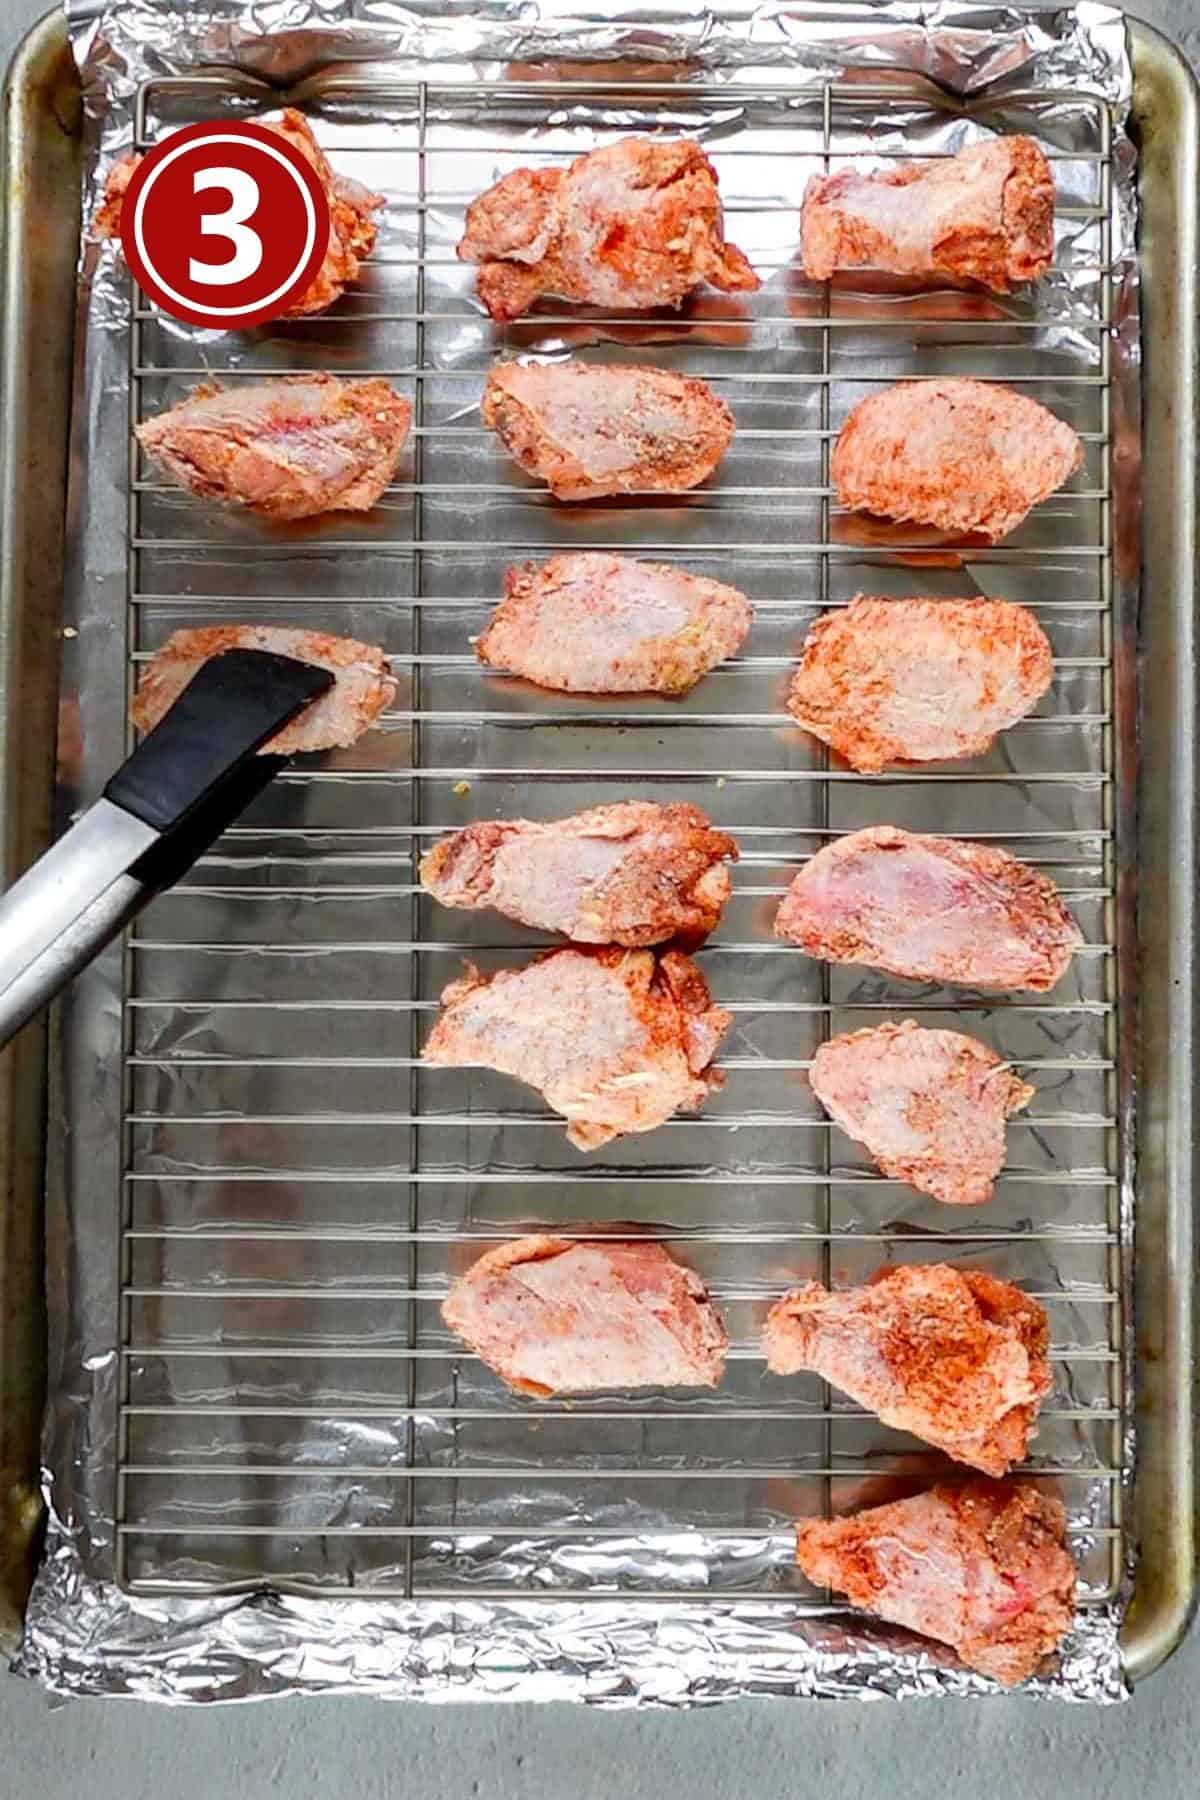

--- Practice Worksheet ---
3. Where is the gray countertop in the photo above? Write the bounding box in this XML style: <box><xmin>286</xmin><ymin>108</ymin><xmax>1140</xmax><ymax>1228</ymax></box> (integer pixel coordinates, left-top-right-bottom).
<box><xmin>1</xmin><ymin>4</ymin><xmax>1196</xmax><ymax>1793</ymax></box>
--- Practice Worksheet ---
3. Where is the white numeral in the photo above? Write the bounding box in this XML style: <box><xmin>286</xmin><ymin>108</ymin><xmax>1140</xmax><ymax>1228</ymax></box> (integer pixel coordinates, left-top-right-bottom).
<box><xmin>189</xmin><ymin>167</ymin><xmax>263</xmax><ymax>286</ymax></box>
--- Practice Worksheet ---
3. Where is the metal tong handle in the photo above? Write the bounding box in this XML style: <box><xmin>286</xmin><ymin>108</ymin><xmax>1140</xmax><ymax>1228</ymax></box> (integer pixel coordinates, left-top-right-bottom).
<box><xmin>0</xmin><ymin>649</ymin><xmax>334</xmax><ymax>1048</ymax></box>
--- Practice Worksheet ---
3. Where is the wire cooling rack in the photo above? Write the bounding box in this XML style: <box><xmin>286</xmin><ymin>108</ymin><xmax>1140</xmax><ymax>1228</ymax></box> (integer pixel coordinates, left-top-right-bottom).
<box><xmin>114</xmin><ymin>67</ymin><xmax>1128</xmax><ymax>1610</ymax></box>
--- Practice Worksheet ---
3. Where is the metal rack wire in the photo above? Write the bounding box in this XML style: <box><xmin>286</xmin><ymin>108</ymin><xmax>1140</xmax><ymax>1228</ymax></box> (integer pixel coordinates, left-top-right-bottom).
<box><xmin>115</xmin><ymin>69</ymin><xmax>1128</xmax><ymax>1612</ymax></box>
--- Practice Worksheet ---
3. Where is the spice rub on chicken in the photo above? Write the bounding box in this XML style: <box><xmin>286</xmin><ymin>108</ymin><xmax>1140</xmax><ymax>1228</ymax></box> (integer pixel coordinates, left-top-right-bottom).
<box><xmin>421</xmin><ymin>803</ymin><xmax>737</xmax><ymax>947</ymax></box>
<box><xmin>794</xmin><ymin>1480</ymin><xmax>1076</xmax><ymax>1687</ymax></box>
<box><xmin>458</xmin><ymin>136</ymin><xmax>760</xmax><ymax>322</ymax></box>
<box><xmin>808</xmin><ymin>1020</ymin><xmax>1034</xmax><ymax>1207</ymax></box>
<box><xmin>137</xmin><ymin>376</ymin><xmax>411</xmax><ymax>521</ymax></box>
<box><xmin>775</xmin><ymin>826</ymin><xmax>1082</xmax><ymax>993</ymax></box>
<box><xmin>831</xmin><ymin>378</ymin><xmax>1082</xmax><ymax>540</ymax></box>
<box><xmin>765</xmin><ymin>1265</ymin><xmax>1051</xmax><ymax>1476</ymax></box>
<box><xmin>787</xmin><ymin>596</ymin><xmax>1054</xmax><ymax>772</ymax></box>
<box><xmin>481</xmin><ymin>361</ymin><xmax>734</xmax><ymax>500</ymax></box>
<box><xmin>422</xmin><ymin>946</ymin><xmax>731</xmax><ymax>1151</ymax></box>
<box><xmin>130</xmin><ymin>626</ymin><xmax>396</xmax><ymax>756</ymax></box>
<box><xmin>476</xmin><ymin>554</ymin><xmax>752</xmax><ymax>695</ymax></box>
<box><xmin>443</xmin><ymin>1235</ymin><xmax>728</xmax><ymax>1395</ymax></box>
<box><xmin>801</xmin><ymin>136</ymin><xmax>1055</xmax><ymax>292</ymax></box>
<box><xmin>96</xmin><ymin>110</ymin><xmax>382</xmax><ymax>318</ymax></box>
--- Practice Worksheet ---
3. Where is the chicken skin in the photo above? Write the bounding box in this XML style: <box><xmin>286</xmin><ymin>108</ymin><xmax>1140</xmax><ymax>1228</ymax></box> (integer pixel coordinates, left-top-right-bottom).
<box><xmin>458</xmin><ymin>136</ymin><xmax>760</xmax><ymax>322</ymax></box>
<box><xmin>481</xmin><ymin>361</ymin><xmax>734</xmax><ymax>500</ymax></box>
<box><xmin>423</xmin><ymin>946</ymin><xmax>731</xmax><ymax>1150</ymax></box>
<box><xmin>808</xmin><ymin>1020</ymin><xmax>1034</xmax><ymax>1206</ymax></box>
<box><xmin>788</xmin><ymin>596</ymin><xmax>1053</xmax><ymax>772</ymax></box>
<box><xmin>794</xmin><ymin>1480</ymin><xmax>1076</xmax><ymax>1686</ymax></box>
<box><xmin>775</xmin><ymin>826</ymin><xmax>1082</xmax><ymax>993</ymax></box>
<box><xmin>832</xmin><ymin>378</ymin><xmax>1082</xmax><ymax>539</ymax></box>
<box><xmin>95</xmin><ymin>109</ymin><xmax>382</xmax><ymax>318</ymax></box>
<box><xmin>137</xmin><ymin>375</ymin><xmax>411</xmax><ymax>521</ymax></box>
<box><xmin>442</xmin><ymin>1235</ymin><xmax>728</xmax><ymax>1395</ymax></box>
<box><xmin>766</xmin><ymin>1265</ymin><xmax>1051</xmax><ymax>1477</ymax></box>
<box><xmin>801</xmin><ymin>137</ymin><xmax>1054</xmax><ymax>292</ymax></box>
<box><xmin>476</xmin><ymin>553</ymin><xmax>752</xmax><ymax>695</ymax></box>
<box><xmin>421</xmin><ymin>803</ymin><xmax>737</xmax><ymax>947</ymax></box>
<box><xmin>130</xmin><ymin>626</ymin><xmax>396</xmax><ymax>755</ymax></box>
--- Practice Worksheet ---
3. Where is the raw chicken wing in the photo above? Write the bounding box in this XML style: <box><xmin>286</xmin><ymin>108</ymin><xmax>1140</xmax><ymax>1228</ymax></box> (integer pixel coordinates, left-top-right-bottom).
<box><xmin>482</xmin><ymin>361</ymin><xmax>734</xmax><ymax>500</ymax></box>
<box><xmin>809</xmin><ymin>1019</ymin><xmax>1034</xmax><ymax>1206</ymax></box>
<box><xmin>794</xmin><ymin>1479</ymin><xmax>1076</xmax><ymax>1685</ymax></box>
<box><xmin>96</xmin><ymin>110</ymin><xmax>382</xmax><ymax>318</ymax></box>
<box><xmin>443</xmin><ymin>1235</ymin><xmax>728</xmax><ymax>1394</ymax></box>
<box><xmin>459</xmin><ymin>137</ymin><xmax>759</xmax><ymax>322</ymax></box>
<box><xmin>476</xmin><ymin>553</ymin><xmax>751</xmax><ymax>695</ymax></box>
<box><xmin>775</xmin><ymin>826</ymin><xmax>1082</xmax><ymax>992</ymax></box>
<box><xmin>765</xmin><ymin>1265</ymin><xmax>1051</xmax><ymax>1476</ymax></box>
<box><xmin>421</xmin><ymin>802</ymin><xmax>737</xmax><ymax>946</ymax></box>
<box><xmin>801</xmin><ymin>137</ymin><xmax>1054</xmax><ymax>291</ymax></box>
<box><xmin>832</xmin><ymin>378</ymin><xmax>1082</xmax><ymax>539</ymax></box>
<box><xmin>423</xmin><ymin>946</ymin><xmax>730</xmax><ymax>1150</ymax></box>
<box><xmin>131</xmin><ymin>626</ymin><xmax>396</xmax><ymax>755</ymax></box>
<box><xmin>138</xmin><ymin>375</ymin><xmax>411</xmax><ymax>520</ymax></box>
<box><xmin>788</xmin><ymin>596</ymin><xmax>1053</xmax><ymax>772</ymax></box>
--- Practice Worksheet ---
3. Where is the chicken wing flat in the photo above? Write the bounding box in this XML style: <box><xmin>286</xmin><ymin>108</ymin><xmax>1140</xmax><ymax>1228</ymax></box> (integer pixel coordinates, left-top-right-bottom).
<box><xmin>788</xmin><ymin>596</ymin><xmax>1053</xmax><ymax>772</ymax></box>
<box><xmin>809</xmin><ymin>1020</ymin><xmax>1034</xmax><ymax>1206</ymax></box>
<box><xmin>794</xmin><ymin>1480</ymin><xmax>1076</xmax><ymax>1686</ymax></box>
<box><xmin>443</xmin><ymin>1235</ymin><xmax>728</xmax><ymax>1395</ymax></box>
<box><xmin>801</xmin><ymin>137</ymin><xmax>1054</xmax><ymax>292</ymax></box>
<box><xmin>95</xmin><ymin>110</ymin><xmax>382</xmax><ymax>318</ymax></box>
<box><xmin>766</xmin><ymin>1265</ymin><xmax>1051</xmax><ymax>1476</ymax></box>
<box><xmin>458</xmin><ymin>137</ymin><xmax>760</xmax><ymax>322</ymax></box>
<box><xmin>423</xmin><ymin>946</ymin><xmax>730</xmax><ymax>1151</ymax></box>
<box><xmin>421</xmin><ymin>802</ymin><xmax>737</xmax><ymax>947</ymax></box>
<box><xmin>131</xmin><ymin>626</ymin><xmax>396</xmax><ymax>755</ymax></box>
<box><xmin>476</xmin><ymin>553</ymin><xmax>752</xmax><ymax>695</ymax></box>
<box><xmin>481</xmin><ymin>361</ymin><xmax>734</xmax><ymax>500</ymax></box>
<box><xmin>775</xmin><ymin>826</ymin><xmax>1082</xmax><ymax>993</ymax></box>
<box><xmin>137</xmin><ymin>375</ymin><xmax>411</xmax><ymax>521</ymax></box>
<box><xmin>832</xmin><ymin>378</ymin><xmax>1082</xmax><ymax>539</ymax></box>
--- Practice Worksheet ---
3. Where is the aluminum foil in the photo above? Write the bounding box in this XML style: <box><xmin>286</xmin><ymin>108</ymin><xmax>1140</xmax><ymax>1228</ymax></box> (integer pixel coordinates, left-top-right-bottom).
<box><xmin>16</xmin><ymin>0</ymin><xmax>1137</xmax><ymax>1704</ymax></box>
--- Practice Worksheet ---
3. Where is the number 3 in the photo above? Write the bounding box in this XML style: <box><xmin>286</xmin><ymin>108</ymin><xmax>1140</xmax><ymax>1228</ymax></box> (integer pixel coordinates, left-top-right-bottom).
<box><xmin>190</xmin><ymin>167</ymin><xmax>263</xmax><ymax>286</ymax></box>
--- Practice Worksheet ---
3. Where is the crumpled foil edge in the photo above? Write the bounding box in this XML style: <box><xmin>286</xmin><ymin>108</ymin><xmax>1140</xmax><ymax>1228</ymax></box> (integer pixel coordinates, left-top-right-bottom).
<box><xmin>18</xmin><ymin>1563</ymin><xmax>1130</xmax><ymax>1704</ymax></box>
<box><xmin>14</xmin><ymin>0</ymin><xmax>1138</xmax><ymax>1705</ymax></box>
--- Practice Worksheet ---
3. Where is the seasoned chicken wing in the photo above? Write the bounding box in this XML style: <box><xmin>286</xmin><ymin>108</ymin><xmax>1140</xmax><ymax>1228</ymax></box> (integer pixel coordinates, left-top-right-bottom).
<box><xmin>481</xmin><ymin>361</ymin><xmax>734</xmax><ymax>500</ymax></box>
<box><xmin>131</xmin><ymin>626</ymin><xmax>396</xmax><ymax>755</ymax></box>
<box><xmin>794</xmin><ymin>1480</ymin><xmax>1076</xmax><ymax>1686</ymax></box>
<box><xmin>137</xmin><ymin>375</ymin><xmax>411</xmax><ymax>520</ymax></box>
<box><xmin>775</xmin><ymin>826</ymin><xmax>1082</xmax><ymax>993</ymax></box>
<box><xmin>476</xmin><ymin>553</ymin><xmax>752</xmax><ymax>695</ymax></box>
<box><xmin>788</xmin><ymin>596</ymin><xmax>1053</xmax><ymax>772</ymax></box>
<box><xmin>421</xmin><ymin>802</ymin><xmax>737</xmax><ymax>946</ymax></box>
<box><xmin>443</xmin><ymin>1235</ymin><xmax>728</xmax><ymax>1395</ymax></box>
<box><xmin>832</xmin><ymin>378</ymin><xmax>1082</xmax><ymax>539</ymax></box>
<box><xmin>801</xmin><ymin>137</ymin><xmax>1054</xmax><ymax>291</ymax></box>
<box><xmin>95</xmin><ymin>110</ymin><xmax>382</xmax><ymax>318</ymax></box>
<box><xmin>766</xmin><ymin>1265</ymin><xmax>1051</xmax><ymax>1476</ymax></box>
<box><xmin>809</xmin><ymin>1020</ymin><xmax>1034</xmax><ymax>1206</ymax></box>
<box><xmin>423</xmin><ymin>946</ymin><xmax>730</xmax><ymax>1150</ymax></box>
<box><xmin>458</xmin><ymin>137</ymin><xmax>760</xmax><ymax>322</ymax></box>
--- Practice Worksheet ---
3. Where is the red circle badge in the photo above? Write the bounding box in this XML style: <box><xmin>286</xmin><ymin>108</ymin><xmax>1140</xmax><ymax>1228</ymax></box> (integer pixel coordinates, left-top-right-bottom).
<box><xmin>121</xmin><ymin>121</ymin><xmax>331</xmax><ymax>328</ymax></box>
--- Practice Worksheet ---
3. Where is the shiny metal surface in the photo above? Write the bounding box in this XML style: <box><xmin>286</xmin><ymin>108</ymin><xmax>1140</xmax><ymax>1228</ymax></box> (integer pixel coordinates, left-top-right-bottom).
<box><xmin>0</xmin><ymin>799</ymin><xmax>155</xmax><ymax>1049</ymax></box>
<box><xmin>1117</xmin><ymin>17</ymin><xmax>1198</xmax><ymax>1684</ymax></box>
<box><xmin>2</xmin><ymin>1</ymin><xmax>1193</xmax><ymax>1702</ymax></box>
<box><xmin>0</xmin><ymin>3</ymin><xmax>80</xmax><ymax>1651</ymax></box>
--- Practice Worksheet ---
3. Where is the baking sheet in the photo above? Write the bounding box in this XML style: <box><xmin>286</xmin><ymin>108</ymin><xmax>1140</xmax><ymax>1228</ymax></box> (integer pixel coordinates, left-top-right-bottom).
<box><xmin>16</xmin><ymin>0</ymin><xmax>1136</xmax><ymax>1702</ymax></box>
